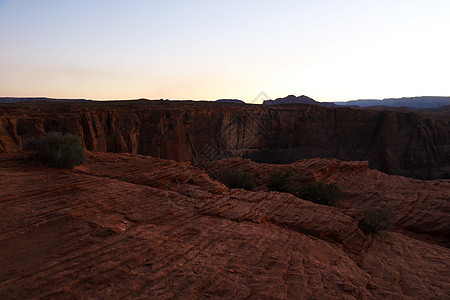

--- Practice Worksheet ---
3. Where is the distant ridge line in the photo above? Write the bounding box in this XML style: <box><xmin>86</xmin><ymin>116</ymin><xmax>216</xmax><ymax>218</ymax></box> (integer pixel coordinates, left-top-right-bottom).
<box><xmin>334</xmin><ymin>96</ymin><xmax>450</xmax><ymax>109</ymax></box>
<box><xmin>0</xmin><ymin>97</ymin><xmax>91</xmax><ymax>103</ymax></box>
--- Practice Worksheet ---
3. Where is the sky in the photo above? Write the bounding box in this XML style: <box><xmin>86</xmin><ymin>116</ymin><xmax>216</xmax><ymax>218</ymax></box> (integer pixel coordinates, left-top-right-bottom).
<box><xmin>0</xmin><ymin>0</ymin><xmax>449</xmax><ymax>103</ymax></box>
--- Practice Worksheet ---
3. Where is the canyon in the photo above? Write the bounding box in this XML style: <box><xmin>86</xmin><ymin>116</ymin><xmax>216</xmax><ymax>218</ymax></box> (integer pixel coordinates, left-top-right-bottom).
<box><xmin>0</xmin><ymin>100</ymin><xmax>449</xmax><ymax>298</ymax></box>
<box><xmin>0</xmin><ymin>100</ymin><xmax>449</xmax><ymax>179</ymax></box>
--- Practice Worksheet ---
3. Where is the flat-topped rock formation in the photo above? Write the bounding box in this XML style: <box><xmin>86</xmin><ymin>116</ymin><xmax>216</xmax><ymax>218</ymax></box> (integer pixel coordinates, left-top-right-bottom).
<box><xmin>0</xmin><ymin>100</ymin><xmax>449</xmax><ymax>179</ymax></box>
<box><xmin>0</xmin><ymin>152</ymin><xmax>449</xmax><ymax>299</ymax></box>
<box><xmin>263</xmin><ymin>94</ymin><xmax>337</xmax><ymax>107</ymax></box>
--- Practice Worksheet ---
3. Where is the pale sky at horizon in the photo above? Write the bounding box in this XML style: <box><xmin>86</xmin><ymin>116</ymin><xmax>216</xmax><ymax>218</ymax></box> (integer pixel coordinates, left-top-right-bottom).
<box><xmin>1</xmin><ymin>0</ymin><xmax>449</xmax><ymax>103</ymax></box>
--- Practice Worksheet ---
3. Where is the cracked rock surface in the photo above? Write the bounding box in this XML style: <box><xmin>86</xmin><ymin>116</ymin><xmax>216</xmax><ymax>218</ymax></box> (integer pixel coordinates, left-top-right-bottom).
<box><xmin>0</xmin><ymin>152</ymin><xmax>449</xmax><ymax>299</ymax></box>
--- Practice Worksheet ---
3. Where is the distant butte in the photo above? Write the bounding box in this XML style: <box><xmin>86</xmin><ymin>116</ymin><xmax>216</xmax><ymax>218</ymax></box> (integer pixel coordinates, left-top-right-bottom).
<box><xmin>263</xmin><ymin>94</ymin><xmax>337</xmax><ymax>107</ymax></box>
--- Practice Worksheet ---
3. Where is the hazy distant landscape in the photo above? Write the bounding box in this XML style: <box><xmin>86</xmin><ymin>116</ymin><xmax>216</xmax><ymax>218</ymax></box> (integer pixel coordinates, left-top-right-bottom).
<box><xmin>334</xmin><ymin>96</ymin><xmax>450</xmax><ymax>108</ymax></box>
<box><xmin>3</xmin><ymin>95</ymin><xmax>450</xmax><ymax>109</ymax></box>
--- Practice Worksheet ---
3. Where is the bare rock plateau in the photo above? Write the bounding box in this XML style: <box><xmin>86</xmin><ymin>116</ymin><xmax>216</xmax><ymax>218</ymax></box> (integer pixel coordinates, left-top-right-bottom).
<box><xmin>0</xmin><ymin>152</ymin><xmax>449</xmax><ymax>299</ymax></box>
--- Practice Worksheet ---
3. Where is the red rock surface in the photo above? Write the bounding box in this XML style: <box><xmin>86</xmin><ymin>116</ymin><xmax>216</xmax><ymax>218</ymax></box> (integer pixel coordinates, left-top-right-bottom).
<box><xmin>201</xmin><ymin>157</ymin><xmax>450</xmax><ymax>247</ymax></box>
<box><xmin>0</xmin><ymin>152</ymin><xmax>449</xmax><ymax>299</ymax></box>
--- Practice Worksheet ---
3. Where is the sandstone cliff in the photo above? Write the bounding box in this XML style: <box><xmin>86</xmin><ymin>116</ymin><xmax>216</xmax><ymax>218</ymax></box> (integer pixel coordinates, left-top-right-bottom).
<box><xmin>0</xmin><ymin>100</ymin><xmax>448</xmax><ymax>179</ymax></box>
<box><xmin>0</xmin><ymin>152</ymin><xmax>448</xmax><ymax>299</ymax></box>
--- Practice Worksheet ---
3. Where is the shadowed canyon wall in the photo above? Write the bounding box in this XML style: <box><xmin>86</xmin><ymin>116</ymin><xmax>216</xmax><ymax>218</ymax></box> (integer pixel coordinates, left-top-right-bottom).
<box><xmin>0</xmin><ymin>101</ymin><xmax>448</xmax><ymax>179</ymax></box>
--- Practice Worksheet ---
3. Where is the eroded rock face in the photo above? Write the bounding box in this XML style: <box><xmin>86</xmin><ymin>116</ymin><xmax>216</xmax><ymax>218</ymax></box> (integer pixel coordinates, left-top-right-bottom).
<box><xmin>0</xmin><ymin>153</ymin><xmax>448</xmax><ymax>299</ymax></box>
<box><xmin>0</xmin><ymin>101</ymin><xmax>449</xmax><ymax>179</ymax></box>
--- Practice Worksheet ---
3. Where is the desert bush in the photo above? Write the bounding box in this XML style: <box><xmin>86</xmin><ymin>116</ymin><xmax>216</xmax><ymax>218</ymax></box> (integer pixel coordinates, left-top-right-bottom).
<box><xmin>295</xmin><ymin>182</ymin><xmax>342</xmax><ymax>206</ymax></box>
<box><xmin>223</xmin><ymin>168</ymin><xmax>256</xmax><ymax>190</ymax></box>
<box><xmin>267</xmin><ymin>169</ymin><xmax>341</xmax><ymax>206</ymax></box>
<box><xmin>267</xmin><ymin>170</ymin><xmax>294</xmax><ymax>193</ymax></box>
<box><xmin>24</xmin><ymin>132</ymin><xmax>86</xmax><ymax>169</ymax></box>
<box><xmin>358</xmin><ymin>208</ymin><xmax>394</xmax><ymax>234</ymax></box>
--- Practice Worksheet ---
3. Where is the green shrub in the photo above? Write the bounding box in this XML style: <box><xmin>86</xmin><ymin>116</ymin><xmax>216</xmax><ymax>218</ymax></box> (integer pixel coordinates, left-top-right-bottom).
<box><xmin>267</xmin><ymin>170</ymin><xmax>294</xmax><ymax>193</ymax></box>
<box><xmin>24</xmin><ymin>132</ymin><xmax>86</xmax><ymax>169</ymax></box>
<box><xmin>266</xmin><ymin>168</ymin><xmax>342</xmax><ymax>206</ymax></box>
<box><xmin>223</xmin><ymin>168</ymin><xmax>256</xmax><ymax>190</ymax></box>
<box><xmin>359</xmin><ymin>208</ymin><xmax>394</xmax><ymax>234</ymax></box>
<box><xmin>266</xmin><ymin>169</ymin><xmax>342</xmax><ymax>206</ymax></box>
<box><xmin>295</xmin><ymin>182</ymin><xmax>342</xmax><ymax>206</ymax></box>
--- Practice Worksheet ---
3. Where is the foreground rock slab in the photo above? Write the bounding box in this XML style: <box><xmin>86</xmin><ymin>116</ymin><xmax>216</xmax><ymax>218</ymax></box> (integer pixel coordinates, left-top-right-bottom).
<box><xmin>0</xmin><ymin>153</ymin><xmax>449</xmax><ymax>299</ymax></box>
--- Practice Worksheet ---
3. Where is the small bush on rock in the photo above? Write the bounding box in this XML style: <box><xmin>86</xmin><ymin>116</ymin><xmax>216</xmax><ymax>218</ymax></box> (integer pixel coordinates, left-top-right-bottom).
<box><xmin>268</xmin><ymin>170</ymin><xmax>294</xmax><ymax>193</ymax></box>
<box><xmin>266</xmin><ymin>169</ymin><xmax>342</xmax><ymax>206</ymax></box>
<box><xmin>223</xmin><ymin>168</ymin><xmax>256</xmax><ymax>190</ymax></box>
<box><xmin>24</xmin><ymin>132</ymin><xmax>86</xmax><ymax>169</ymax></box>
<box><xmin>359</xmin><ymin>208</ymin><xmax>394</xmax><ymax>234</ymax></box>
<box><xmin>295</xmin><ymin>182</ymin><xmax>342</xmax><ymax>206</ymax></box>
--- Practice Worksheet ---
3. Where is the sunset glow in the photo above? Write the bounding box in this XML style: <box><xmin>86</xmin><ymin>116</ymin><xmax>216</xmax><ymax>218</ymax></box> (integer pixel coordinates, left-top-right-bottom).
<box><xmin>1</xmin><ymin>0</ymin><xmax>449</xmax><ymax>102</ymax></box>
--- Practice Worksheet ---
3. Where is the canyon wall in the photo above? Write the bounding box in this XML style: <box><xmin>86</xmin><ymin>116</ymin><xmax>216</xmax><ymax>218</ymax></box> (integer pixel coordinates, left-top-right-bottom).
<box><xmin>0</xmin><ymin>100</ymin><xmax>448</xmax><ymax>179</ymax></box>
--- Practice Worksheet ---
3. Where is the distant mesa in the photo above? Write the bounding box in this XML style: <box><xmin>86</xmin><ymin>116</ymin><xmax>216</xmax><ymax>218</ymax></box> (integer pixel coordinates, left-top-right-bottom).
<box><xmin>334</xmin><ymin>96</ymin><xmax>450</xmax><ymax>109</ymax></box>
<box><xmin>263</xmin><ymin>95</ymin><xmax>337</xmax><ymax>107</ymax></box>
<box><xmin>216</xmin><ymin>99</ymin><xmax>245</xmax><ymax>104</ymax></box>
